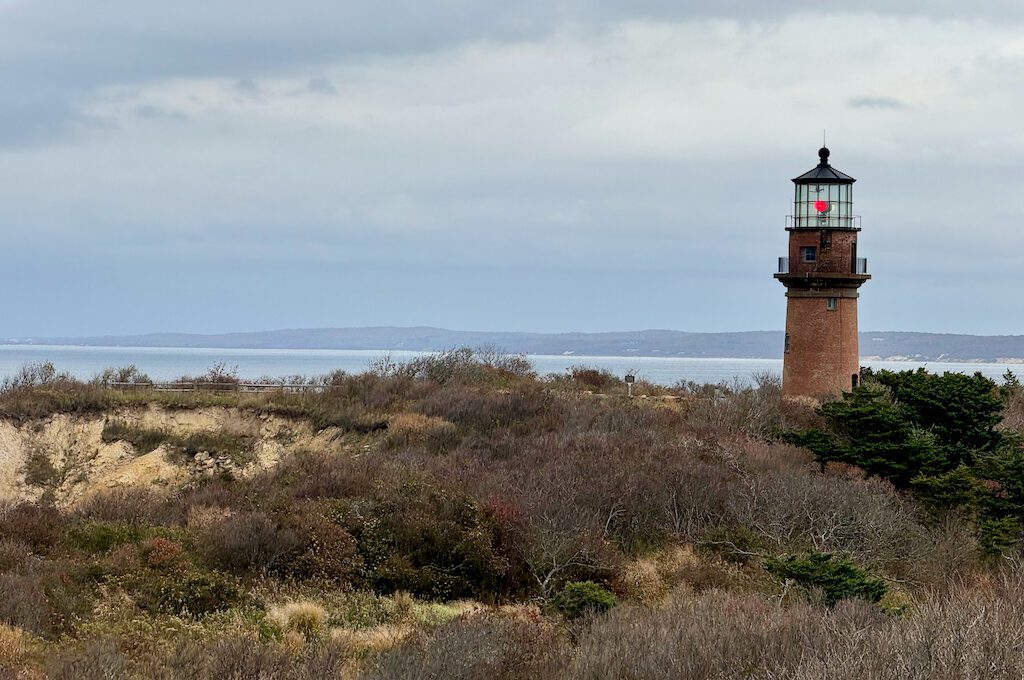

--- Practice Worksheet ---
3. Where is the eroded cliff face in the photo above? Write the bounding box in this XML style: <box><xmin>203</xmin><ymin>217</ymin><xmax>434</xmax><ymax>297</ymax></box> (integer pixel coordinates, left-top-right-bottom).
<box><xmin>0</xmin><ymin>405</ymin><xmax>351</xmax><ymax>507</ymax></box>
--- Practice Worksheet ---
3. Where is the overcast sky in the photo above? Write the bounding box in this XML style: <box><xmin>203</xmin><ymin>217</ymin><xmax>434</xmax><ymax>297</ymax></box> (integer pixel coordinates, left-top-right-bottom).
<box><xmin>2</xmin><ymin>1</ymin><xmax>1023</xmax><ymax>337</ymax></box>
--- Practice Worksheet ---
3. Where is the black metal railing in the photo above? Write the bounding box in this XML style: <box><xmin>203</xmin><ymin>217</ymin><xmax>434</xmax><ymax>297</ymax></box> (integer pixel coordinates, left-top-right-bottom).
<box><xmin>776</xmin><ymin>256</ymin><xmax>868</xmax><ymax>275</ymax></box>
<box><xmin>786</xmin><ymin>215</ymin><xmax>862</xmax><ymax>229</ymax></box>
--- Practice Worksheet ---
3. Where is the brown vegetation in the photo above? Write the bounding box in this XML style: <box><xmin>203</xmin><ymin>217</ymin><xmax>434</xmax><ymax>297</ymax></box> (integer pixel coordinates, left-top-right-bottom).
<box><xmin>0</xmin><ymin>352</ymin><xmax>1021</xmax><ymax>678</ymax></box>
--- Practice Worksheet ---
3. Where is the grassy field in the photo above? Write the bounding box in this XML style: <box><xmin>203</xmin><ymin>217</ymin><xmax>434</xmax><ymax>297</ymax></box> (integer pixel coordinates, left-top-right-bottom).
<box><xmin>1</xmin><ymin>352</ymin><xmax>1023</xmax><ymax>678</ymax></box>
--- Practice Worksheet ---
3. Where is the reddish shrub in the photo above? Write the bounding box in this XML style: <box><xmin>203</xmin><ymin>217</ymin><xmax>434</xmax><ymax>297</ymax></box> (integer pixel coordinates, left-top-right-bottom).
<box><xmin>139</xmin><ymin>538</ymin><xmax>185</xmax><ymax>572</ymax></box>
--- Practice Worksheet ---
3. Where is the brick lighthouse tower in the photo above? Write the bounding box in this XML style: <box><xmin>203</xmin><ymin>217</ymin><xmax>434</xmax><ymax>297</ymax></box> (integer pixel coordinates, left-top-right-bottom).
<box><xmin>775</xmin><ymin>147</ymin><xmax>869</xmax><ymax>399</ymax></box>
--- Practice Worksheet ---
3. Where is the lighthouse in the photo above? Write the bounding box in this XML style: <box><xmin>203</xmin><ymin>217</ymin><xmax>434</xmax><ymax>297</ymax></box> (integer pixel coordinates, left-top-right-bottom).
<box><xmin>775</xmin><ymin>147</ymin><xmax>870</xmax><ymax>399</ymax></box>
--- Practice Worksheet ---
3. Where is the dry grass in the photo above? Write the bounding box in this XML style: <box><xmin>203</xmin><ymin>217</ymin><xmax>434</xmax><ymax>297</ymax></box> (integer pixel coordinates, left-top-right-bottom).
<box><xmin>382</xmin><ymin>412</ymin><xmax>456</xmax><ymax>450</ymax></box>
<box><xmin>330</xmin><ymin>624</ymin><xmax>413</xmax><ymax>657</ymax></box>
<box><xmin>386</xmin><ymin>413</ymin><xmax>452</xmax><ymax>436</ymax></box>
<box><xmin>0</xmin><ymin>624</ymin><xmax>27</xmax><ymax>666</ymax></box>
<box><xmin>564</xmin><ymin>568</ymin><xmax>1024</xmax><ymax>679</ymax></box>
<box><xmin>364</xmin><ymin>611</ymin><xmax>567</xmax><ymax>680</ymax></box>
<box><xmin>390</xmin><ymin>592</ymin><xmax>415</xmax><ymax>624</ymax></box>
<box><xmin>619</xmin><ymin>546</ymin><xmax>755</xmax><ymax>604</ymax></box>
<box><xmin>267</xmin><ymin>601</ymin><xmax>327</xmax><ymax>641</ymax></box>
<box><xmin>619</xmin><ymin>552</ymin><xmax>674</xmax><ymax>603</ymax></box>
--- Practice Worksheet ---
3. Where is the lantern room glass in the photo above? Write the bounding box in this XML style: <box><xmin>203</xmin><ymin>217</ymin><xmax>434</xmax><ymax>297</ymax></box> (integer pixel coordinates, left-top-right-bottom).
<box><xmin>793</xmin><ymin>183</ymin><xmax>853</xmax><ymax>228</ymax></box>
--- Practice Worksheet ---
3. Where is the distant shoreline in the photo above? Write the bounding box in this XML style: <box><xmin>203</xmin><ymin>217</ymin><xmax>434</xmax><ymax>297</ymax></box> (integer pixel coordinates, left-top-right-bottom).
<box><xmin>3</xmin><ymin>342</ymin><xmax>1024</xmax><ymax>366</ymax></box>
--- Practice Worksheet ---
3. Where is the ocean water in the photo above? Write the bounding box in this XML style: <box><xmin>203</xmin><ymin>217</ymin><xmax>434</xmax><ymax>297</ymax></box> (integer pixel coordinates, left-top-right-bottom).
<box><xmin>2</xmin><ymin>344</ymin><xmax>1023</xmax><ymax>387</ymax></box>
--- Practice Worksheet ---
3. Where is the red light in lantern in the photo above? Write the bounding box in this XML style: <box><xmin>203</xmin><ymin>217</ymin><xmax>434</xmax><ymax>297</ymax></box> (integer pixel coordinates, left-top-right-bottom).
<box><xmin>814</xmin><ymin>200</ymin><xmax>829</xmax><ymax>213</ymax></box>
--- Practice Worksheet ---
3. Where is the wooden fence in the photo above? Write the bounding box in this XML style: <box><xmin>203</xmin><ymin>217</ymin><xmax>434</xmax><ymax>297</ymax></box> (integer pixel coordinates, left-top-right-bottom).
<box><xmin>106</xmin><ymin>382</ymin><xmax>327</xmax><ymax>394</ymax></box>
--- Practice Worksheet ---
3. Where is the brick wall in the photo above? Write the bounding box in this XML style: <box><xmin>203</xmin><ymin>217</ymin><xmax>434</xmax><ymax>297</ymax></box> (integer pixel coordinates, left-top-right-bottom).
<box><xmin>787</xmin><ymin>229</ymin><xmax>858</xmax><ymax>275</ymax></box>
<box><xmin>782</xmin><ymin>292</ymin><xmax>860</xmax><ymax>398</ymax></box>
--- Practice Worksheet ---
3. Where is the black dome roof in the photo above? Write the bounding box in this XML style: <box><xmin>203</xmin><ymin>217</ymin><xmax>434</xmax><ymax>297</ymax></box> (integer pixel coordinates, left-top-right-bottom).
<box><xmin>792</xmin><ymin>146</ymin><xmax>856</xmax><ymax>184</ymax></box>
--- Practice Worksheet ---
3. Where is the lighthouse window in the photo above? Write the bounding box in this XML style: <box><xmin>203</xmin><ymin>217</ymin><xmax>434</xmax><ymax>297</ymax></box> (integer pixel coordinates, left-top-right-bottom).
<box><xmin>826</xmin><ymin>297</ymin><xmax>838</xmax><ymax>311</ymax></box>
<box><xmin>800</xmin><ymin>246</ymin><xmax>817</xmax><ymax>263</ymax></box>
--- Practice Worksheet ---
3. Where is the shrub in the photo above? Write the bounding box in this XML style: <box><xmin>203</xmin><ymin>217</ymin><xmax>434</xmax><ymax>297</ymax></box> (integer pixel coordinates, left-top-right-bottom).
<box><xmin>911</xmin><ymin>465</ymin><xmax>984</xmax><ymax>519</ymax></box>
<box><xmin>547</xmin><ymin>581</ymin><xmax>617</xmax><ymax>619</ymax></box>
<box><xmin>0</xmin><ymin>364</ymin><xmax>111</xmax><ymax>421</ymax></box>
<box><xmin>570</xmin><ymin>567</ymin><xmax>1024</xmax><ymax>678</ymax></box>
<box><xmin>174</xmin><ymin>361</ymin><xmax>241</xmax><ymax>386</ymax></box>
<box><xmin>344</xmin><ymin>477</ymin><xmax>525</xmax><ymax>600</ymax></box>
<box><xmin>100</xmin><ymin>420</ymin><xmax>170</xmax><ymax>454</ymax></box>
<box><xmin>383</xmin><ymin>412</ymin><xmax>458</xmax><ymax>452</ymax></box>
<box><xmin>0</xmin><ymin>540</ymin><xmax>29</xmax><ymax>573</ymax></box>
<box><xmin>196</xmin><ymin>512</ymin><xmax>299</xmax><ymax>575</ymax></box>
<box><xmin>0</xmin><ymin>574</ymin><xmax>49</xmax><ymax>636</ymax></box>
<box><xmin>682</xmin><ymin>373</ymin><xmax>800</xmax><ymax>438</ymax></box>
<box><xmin>567</xmin><ymin>367</ymin><xmax>620</xmax><ymax>391</ymax></box>
<box><xmin>138</xmin><ymin>538</ymin><xmax>186</xmax><ymax>572</ymax></box>
<box><xmin>568</xmin><ymin>590</ymin><xmax>850</xmax><ymax>678</ymax></box>
<box><xmin>65</xmin><ymin>522</ymin><xmax>145</xmax><ymax>554</ymax></box>
<box><xmin>367</xmin><ymin>613</ymin><xmax>567</xmax><ymax>680</ymax></box>
<box><xmin>0</xmin><ymin>565</ymin><xmax>94</xmax><ymax>638</ymax></box>
<box><xmin>261</xmin><ymin>396</ymin><xmax>388</xmax><ymax>434</ymax></box>
<box><xmin>201</xmin><ymin>636</ymin><xmax>294</xmax><ymax>679</ymax></box>
<box><xmin>0</xmin><ymin>503</ymin><xmax>61</xmax><ymax>552</ymax></box>
<box><xmin>723</xmin><ymin>471</ymin><xmax>934</xmax><ymax>578</ymax></box>
<box><xmin>73</xmin><ymin>488</ymin><xmax>168</xmax><ymax>525</ymax></box>
<box><xmin>277</xmin><ymin>508</ymin><xmax>362</xmax><ymax>583</ymax></box>
<box><xmin>46</xmin><ymin>638</ymin><xmax>126</xmax><ymax>680</ymax></box>
<box><xmin>788</xmin><ymin>386</ymin><xmax>946</xmax><ymax>487</ymax></box>
<box><xmin>22</xmin><ymin>448</ymin><xmax>59</xmax><ymax>488</ymax></box>
<box><xmin>92</xmin><ymin>364</ymin><xmax>152</xmax><ymax>386</ymax></box>
<box><xmin>263</xmin><ymin>449</ymin><xmax>379</xmax><ymax>501</ymax></box>
<box><xmin>791</xmin><ymin>371</ymin><xmax>1005</xmax><ymax>490</ymax></box>
<box><xmin>101</xmin><ymin>422</ymin><xmax>258</xmax><ymax>466</ymax></box>
<box><xmin>1</xmin><ymin>362</ymin><xmax>65</xmax><ymax>389</ymax></box>
<box><xmin>977</xmin><ymin>515</ymin><xmax>1020</xmax><ymax>559</ymax></box>
<box><xmin>179</xmin><ymin>430</ymin><xmax>258</xmax><ymax>466</ymax></box>
<box><xmin>873</xmin><ymin>369</ymin><xmax>1003</xmax><ymax>458</ymax></box>
<box><xmin>763</xmin><ymin>552</ymin><xmax>887</xmax><ymax>606</ymax></box>
<box><xmin>391</xmin><ymin>347</ymin><xmax>533</xmax><ymax>387</ymax></box>
<box><xmin>137</xmin><ymin>571</ymin><xmax>241</xmax><ymax>618</ymax></box>
<box><xmin>419</xmin><ymin>384</ymin><xmax>559</xmax><ymax>434</ymax></box>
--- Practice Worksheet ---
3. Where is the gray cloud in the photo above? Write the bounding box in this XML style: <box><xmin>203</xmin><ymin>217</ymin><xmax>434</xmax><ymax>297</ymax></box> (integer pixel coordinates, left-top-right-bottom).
<box><xmin>132</xmin><ymin>104</ymin><xmax>187</xmax><ymax>121</ymax></box>
<box><xmin>230</xmin><ymin>78</ymin><xmax>263</xmax><ymax>103</ymax></box>
<box><xmin>0</xmin><ymin>2</ymin><xmax>1015</xmax><ymax>146</ymax></box>
<box><xmin>1</xmin><ymin>2</ymin><xmax>1023</xmax><ymax>337</ymax></box>
<box><xmin>849</xmin><ymin>95</ymin><xmax>909</xmax><ymax>110</ymax></box>
<box><xmin>306</xmin><ymin>77</ymin><xmax>338</xmax><ymax>96</ymax></box>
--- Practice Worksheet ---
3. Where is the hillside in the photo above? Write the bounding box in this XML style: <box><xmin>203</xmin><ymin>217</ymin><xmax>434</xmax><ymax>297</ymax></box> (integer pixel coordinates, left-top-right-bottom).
<box><xmin>9</xmin><ymin>327</ymin><xmax>1024</xmax><ymax>362</ymax></box>
<box><xmin>1</xmin><ymin>353</ymin><xmax>1024</xmax><ymax>678</ymax></box>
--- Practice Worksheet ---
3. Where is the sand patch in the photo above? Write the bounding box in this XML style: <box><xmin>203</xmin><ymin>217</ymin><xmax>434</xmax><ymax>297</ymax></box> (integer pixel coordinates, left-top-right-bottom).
<box><xmin>0</xmin><ymin>405</ymin><xmax>360</xmax><ymax>506</ymax></box>
<box><xmin>0</xmin><ymin>421</ymin><xmax>28</xmax><ymax>501</ymax></box>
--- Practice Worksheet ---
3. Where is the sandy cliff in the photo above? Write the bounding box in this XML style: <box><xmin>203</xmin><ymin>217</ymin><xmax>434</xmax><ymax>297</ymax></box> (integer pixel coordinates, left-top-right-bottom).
<box><xmin>0</xmin><ymin>405</ymin><xmax>350</xmax><ymax>507</ymax></box>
